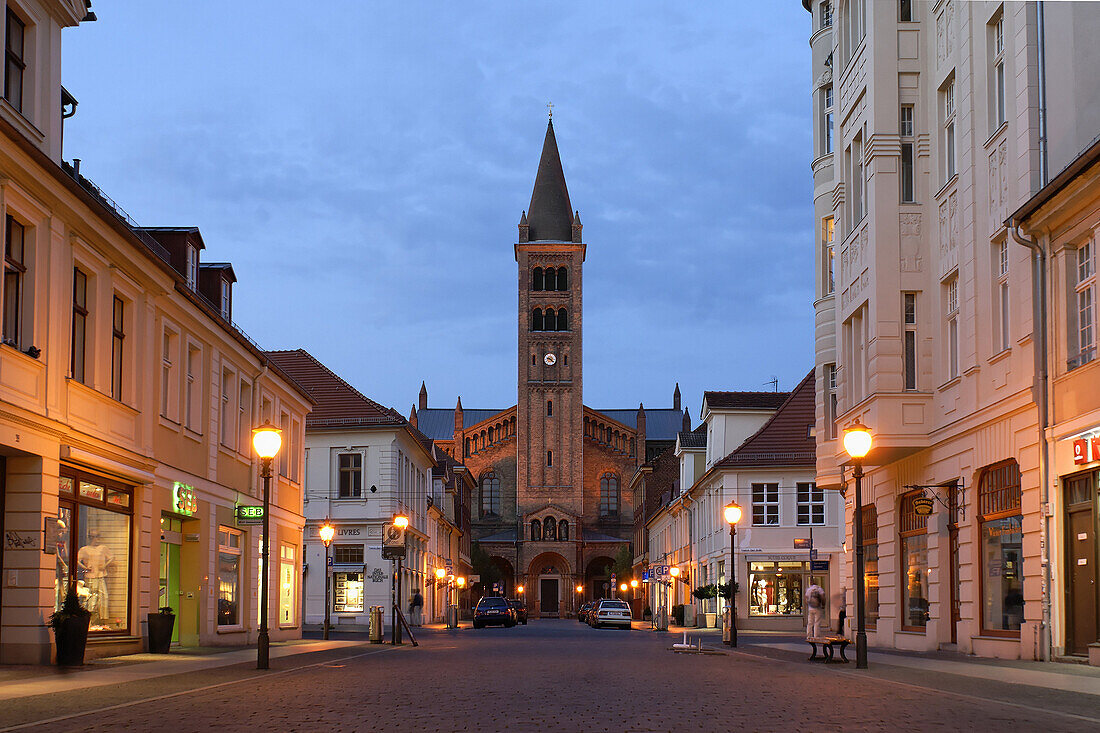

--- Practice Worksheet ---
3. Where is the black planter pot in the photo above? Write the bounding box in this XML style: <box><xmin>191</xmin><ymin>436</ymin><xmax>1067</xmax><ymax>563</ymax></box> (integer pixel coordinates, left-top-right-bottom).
<box><xmin>147</xmin><ymin>613</ymin><xmax>176</xmax><ymax>654</ymax></box>
<box><xmin>54</xmin><ymin>614</ymin><xmax>90</xmax><ymax>666</ymax></box>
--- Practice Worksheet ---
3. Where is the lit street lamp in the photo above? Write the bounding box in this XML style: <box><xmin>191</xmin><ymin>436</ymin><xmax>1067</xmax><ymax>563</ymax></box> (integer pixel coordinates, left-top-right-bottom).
<box><xmin>843</xmin><ymin>419</ymin><xmax>873</xmax><ymax>669</ymax></box>
<box><xmin>435</xmin><ymin>567</ymin><xmax>446</xmax><ymax>624</ymax></box>
<box><xmin>251</xmin><ymin>423</ymin><xmax>282</xmax><ymax>670</ymax></box>
<box><xmin>391</xmin><ymin>513</ymin><xmax>409</xmax><ymax>645</ymax></box>
<box><xmin>319</xmin><ymin>519</ymin><xmax>336</xmax><ymax>640</ymax></box>
<box><xmin>723</xmin><ymin>501</ymin><xmax>743</xmax><ymax>647</ymax></box>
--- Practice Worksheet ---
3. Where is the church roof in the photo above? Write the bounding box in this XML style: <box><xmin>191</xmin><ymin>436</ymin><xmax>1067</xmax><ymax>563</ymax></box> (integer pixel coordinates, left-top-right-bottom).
<box><xmin>593</xmin><ymin>408</ymin><xmax>687</xmax><ymax>441</ymax></box>
<box><xmin>478</xmin><ymin>528</ymin><xmax>518</xmax><ymax>543</ymax></box>
<box><xmin>715</xmin><ymin>370</ymin><xmax>815</xmax><ymax>468</ymax></box>
<box><xmin>416</xmin><ymin>408</ymin><xmax>507</xmax><ymax>441</ymax></box>
<box><xmin>526</xmin><ymin>119</ymin><xmax>574</xmax><ymax>242</ymax></box>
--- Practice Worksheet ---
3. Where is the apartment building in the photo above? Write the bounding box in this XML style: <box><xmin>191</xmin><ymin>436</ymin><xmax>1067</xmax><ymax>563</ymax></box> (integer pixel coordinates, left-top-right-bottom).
<box><xmin>0</xmin><ymin>1</ymin><xmax>312</xmax><ymax>664</ymax></box>
<box><xmin>804</xmin><ymin>0</ymin><xmax>1100</xmax><ymax>662</ymax></box>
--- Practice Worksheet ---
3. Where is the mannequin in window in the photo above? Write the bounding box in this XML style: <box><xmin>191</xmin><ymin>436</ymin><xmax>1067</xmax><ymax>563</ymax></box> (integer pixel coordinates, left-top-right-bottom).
<box><xmin>78</xmin><ymin>528</ymin><xmax>113</xmax><ymax>622</ymax></box>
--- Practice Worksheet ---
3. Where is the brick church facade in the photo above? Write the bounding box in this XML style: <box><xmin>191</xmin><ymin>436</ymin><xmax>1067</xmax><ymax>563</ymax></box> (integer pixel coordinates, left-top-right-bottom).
<box><xmin>412</xmin><ymin>119</ymin><xmax>686</xmax><ymax>617</ymax></box>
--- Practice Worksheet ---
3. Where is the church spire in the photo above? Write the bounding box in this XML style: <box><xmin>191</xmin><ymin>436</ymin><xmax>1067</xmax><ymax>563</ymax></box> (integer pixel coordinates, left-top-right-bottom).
<box><xmin>526</xmin><ymin>118</ymin><xmax>574</xmax><ymax>242</ymax></box>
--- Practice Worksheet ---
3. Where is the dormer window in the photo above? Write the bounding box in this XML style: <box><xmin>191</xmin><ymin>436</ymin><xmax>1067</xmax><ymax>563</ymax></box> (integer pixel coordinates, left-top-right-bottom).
<box><xmin>220</xmin><ymin>279</ymin><xmax>231</xmax><ymax>319</ymax></box>
<box><xmin>5</xmin><ymin>8</ymin><xmax>25</xmax><ymax>113</ymax></box>
<box><xmin>186</xmin><ymin>245</ymin><xmax>198</xmax><ymax>289</ymax></box>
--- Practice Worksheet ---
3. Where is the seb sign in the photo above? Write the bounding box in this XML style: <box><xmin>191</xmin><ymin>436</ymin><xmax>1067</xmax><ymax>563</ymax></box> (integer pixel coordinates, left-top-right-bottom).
<box><xmin>1072</xmin><ymin>436</ymin><xmax>1100</xmax><ymax>465</ymax></box>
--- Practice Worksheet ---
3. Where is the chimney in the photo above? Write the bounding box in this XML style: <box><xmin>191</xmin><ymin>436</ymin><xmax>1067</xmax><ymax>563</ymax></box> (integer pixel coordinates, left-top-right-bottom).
<box><xmin>682</xmin><ymin>409</ymin><xmax>691</xmax><ymax>433</ymax></box>
<box><xmin>419</xmin><ymin>381</ymin><xmax>428</xmax><ymax>410</ymax></box>
<box><xmin>673</xmin><ymin>382</ymin><xmax>681</xmax><ymax>411</ymax></box>
<box><xmin>409</xmin><ymin>404</ymin><xmax>418</xmax><ymax>429</ymax></box>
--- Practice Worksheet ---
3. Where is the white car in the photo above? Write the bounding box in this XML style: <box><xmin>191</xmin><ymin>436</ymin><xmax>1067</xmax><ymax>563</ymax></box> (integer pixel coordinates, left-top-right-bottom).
<box><xmin>589</xmin><ymin>599</ymin><xmax>632</xmax><ymax>629</ymax></box>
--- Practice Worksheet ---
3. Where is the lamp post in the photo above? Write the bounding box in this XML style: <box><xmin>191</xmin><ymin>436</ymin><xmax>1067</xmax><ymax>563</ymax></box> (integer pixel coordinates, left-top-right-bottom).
<box><xmin>251</xmin><ymin>423</ymin><xmax>282</xmax><ymax>670</ymax></box>
<box><xmin>723</xmin><ymin>501</ymin><xmax>743</xmax><ymax>647</ymax></box>
<box><xmin>319</xmin><ymin>519</ymin><xmax>335</xmax><ymax>640</ymax></box>
<box><xmin>391</xmin><ymin>513</ymin><xmax>409</xmax><ymax>645</ymax></box>
<box><xmin>843</xmin><ymin>419</ymin><xmax>873</xmax><ymax>669</ymax></box>
<box><xmin>435</xmin><ymin>567</ymin><xmax>446</xmax><ymax>624</ymax></box>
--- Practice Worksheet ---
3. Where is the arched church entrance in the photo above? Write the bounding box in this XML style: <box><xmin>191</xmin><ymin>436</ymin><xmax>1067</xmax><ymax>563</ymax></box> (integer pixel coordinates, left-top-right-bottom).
<box><xmin>585</xmin><ymin>556</ymin><xmax>615</xmax><ymax>602</ymax></box>
<box><xmin>527</xmin><ymin>552</ymin><xmax>571</xmax><ymax>618</ymax></box>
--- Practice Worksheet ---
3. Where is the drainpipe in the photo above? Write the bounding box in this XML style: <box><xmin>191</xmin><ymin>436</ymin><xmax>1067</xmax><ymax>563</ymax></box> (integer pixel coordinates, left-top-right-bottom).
<box><xmin>1010</xmin><ymin>223</ymin><xmax>1051</xmax><ymax>663</ymax></box>
<box><xmin>1037</xmin><ymin>2</ymin><xmax>1048</xmax><ymax>187</ymax></box>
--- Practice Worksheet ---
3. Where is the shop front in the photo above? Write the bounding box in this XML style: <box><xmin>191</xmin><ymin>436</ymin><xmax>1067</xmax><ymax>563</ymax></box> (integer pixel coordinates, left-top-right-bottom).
<box><xmin>742</xmin><ymin>553</ymin><xmax>833</xmax><ymax>631</ymax></box>
<box><xmin>1059</xmin><ymin>430</ymin><xmax>1100</xmax><ymax>663</ymax></box>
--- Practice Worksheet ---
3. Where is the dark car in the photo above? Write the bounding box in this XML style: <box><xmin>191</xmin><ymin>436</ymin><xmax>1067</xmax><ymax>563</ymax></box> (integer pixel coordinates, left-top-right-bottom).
<box><xmin>508</xmin><ymin>599</ymin><xmax>528</xmax><ymax>625</ymax></box>
<box><xmin>473</xmin><ymin>596</ymin><xmax>516</xmax><ymax>629</ymax></box>
<box><xmin>577</xmin><ymin>601</ymin><xmax>595</xmax><ymax>623</ymax></box>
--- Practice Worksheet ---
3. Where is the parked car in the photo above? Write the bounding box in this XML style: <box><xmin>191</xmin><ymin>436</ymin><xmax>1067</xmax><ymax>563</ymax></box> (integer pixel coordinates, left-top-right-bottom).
<box><xmin>473</xmin><ymin>596</ymin><xmax>516</xmax><ymax>629</ymax></box>
<box><xmin>589</xmin><ymin>599</ymin><xmax>632</xmax><ymax>629</ymax></box>
<box><xmin>577</xmin><ymin>601</ymin><xmax>595</xmax><ymax>623</ymax></box>
<box><xmin>508</xmin><ymin>599</ymin><xmax>528</xmax><ymax>625</ymax></box>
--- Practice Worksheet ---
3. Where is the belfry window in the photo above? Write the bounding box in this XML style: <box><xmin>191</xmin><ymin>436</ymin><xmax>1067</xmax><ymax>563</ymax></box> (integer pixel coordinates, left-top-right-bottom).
<box><xmin>557</xmin><ymin>308</ymin><xmax>568</xmax><ymax>330</ymax></box>
<box><xmin>544</xmin><ymin>268</ymin><xmax>556</xmax><ymax>291</ymax></box>
<box><xmin>532</xmin><ymin>267</ymin><xmax>543</xmax><ymax>291</ymax></box>
<box><xmin>557</xmin><ymin>267</ymin><xmax>568</xmax><ymax>290</ymax></box>
<box><xmin>532</xmin><ymin>308</ymin><xmax>544</xmax><ymax>331</ymax></box>
<box><xmin>544</xmin><ymin>309</ymin><xmax>557</xmax><ymax>331</ymax></box>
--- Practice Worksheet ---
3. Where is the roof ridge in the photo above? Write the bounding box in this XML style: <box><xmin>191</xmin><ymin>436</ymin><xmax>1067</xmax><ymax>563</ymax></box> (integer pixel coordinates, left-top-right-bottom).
<box><xmin>715</xmin><ymin>370</ymin><xmax>815</xmax><ymax>466</ymax></box>
<box><xmin>266</xmin><ymin>348</ymin><xmax>406</xmax><ymax>424</ymax></box>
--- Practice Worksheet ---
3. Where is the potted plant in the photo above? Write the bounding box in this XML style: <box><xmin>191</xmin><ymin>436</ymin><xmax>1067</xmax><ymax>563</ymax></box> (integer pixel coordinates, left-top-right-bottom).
<box><xmin>693</xmin><ymin>584</ymin><xmax>718</xmax><ymax>627</ymax></box>
<box><xmin>147</xmin><ymin>606</ymin><xmax>176</xmax><ymax>654</ymax></box>
<box><xmin>49</xmin><ymin>587</ymin><xmax>91</xmax><ymax>666</ymax></box>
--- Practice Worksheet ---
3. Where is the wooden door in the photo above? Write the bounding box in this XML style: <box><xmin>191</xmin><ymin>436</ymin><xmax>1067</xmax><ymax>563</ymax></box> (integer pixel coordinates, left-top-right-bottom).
<box><xmin>1067</xmin><ymin>505</ymin><xmax>1097</xmax><ymax>656</ymax></box>
<box><xmin>539</xmin><ymin>578</ymin><xmax>558</xmax><ymax>615</ymax></box>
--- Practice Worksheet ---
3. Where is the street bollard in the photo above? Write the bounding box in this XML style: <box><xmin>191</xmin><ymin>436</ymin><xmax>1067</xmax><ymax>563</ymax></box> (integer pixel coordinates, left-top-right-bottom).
<box><xmin>369</xmin><ymin>606</ymin><xmax>384</xmax><ymax>644</ymax></box>
<box><xmin>446</xmin><ymin>604</ymin><xmax>459</xmax><ymax>629</ymax></box>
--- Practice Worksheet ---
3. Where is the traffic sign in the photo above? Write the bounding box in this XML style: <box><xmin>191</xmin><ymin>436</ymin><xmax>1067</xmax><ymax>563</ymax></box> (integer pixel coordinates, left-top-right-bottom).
<box><xmin>810</xmin><ymin>549</ymin><xmax>819</xmax><ymax>560</ymax></box>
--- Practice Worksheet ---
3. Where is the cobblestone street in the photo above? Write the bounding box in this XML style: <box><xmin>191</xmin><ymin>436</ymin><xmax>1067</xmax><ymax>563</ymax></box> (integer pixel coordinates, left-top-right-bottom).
<box><xmin>2</xmin><ymin>622</ymin><xmax>1098</xmax><ymax>732</ymax></box>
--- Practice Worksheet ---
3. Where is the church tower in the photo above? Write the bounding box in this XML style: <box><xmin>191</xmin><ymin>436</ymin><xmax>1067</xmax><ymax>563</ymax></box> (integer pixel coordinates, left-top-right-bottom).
<box><xmin>516</xmin><ymin>117</ymin><xmax>585</xmax><ymax>526</ymax></box>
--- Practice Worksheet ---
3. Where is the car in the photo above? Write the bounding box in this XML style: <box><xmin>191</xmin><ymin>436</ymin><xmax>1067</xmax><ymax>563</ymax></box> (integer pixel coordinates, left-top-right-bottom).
<box><xmin>589</xmin><ymin>599</ymin><xmax>632</xmax><ymax>629</ymax></box>
<box><xmin>577</xmin><ymin>601</ymin><xmax>595</xmax><ymax>623</ymax></box>
<box><xmin>508</xmin><ymin>599</ymin><xmax>528</xmax><ymax>625</ymax></box>
<box><xmin>472</xmin><ymin>596</ymin><xmax>516</xmax><ymax>629</ymax></box>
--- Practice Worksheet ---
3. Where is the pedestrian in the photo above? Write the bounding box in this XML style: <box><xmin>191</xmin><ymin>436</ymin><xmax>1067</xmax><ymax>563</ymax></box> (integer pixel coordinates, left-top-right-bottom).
<box><xmin>409</xmin><ymin>589</ymin><xmax>424</xmax><ymax>626</ymax></box>
<box><xmin>804</xmin><ymin>581</ymin><xmax>826</xmax><ymax>640</ymax></box>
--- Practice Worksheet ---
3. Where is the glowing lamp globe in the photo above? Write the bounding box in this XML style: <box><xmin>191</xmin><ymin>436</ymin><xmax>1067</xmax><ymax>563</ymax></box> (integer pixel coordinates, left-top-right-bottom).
<box><xmin>435</xmin><ymin>567</ymin><xmax>446</xmax><ymax>580</ymax></box>
<box><xmin>517</xmin><ymin>585</ymin><xmax>525</xmax><ymax>593</ymax></box>
<box><xmin>669</xmin><ymin>567</ymin><xmax>680</xmax><ymax>578</ymax></box>
<box><xmin>630</xmin><ymin>579</ymin><xmax>639</xmax><ymax>588</ymax></box>
<box><xmin>723</xmin><ymin>502</ymin><xmax>743</xmax><ymax>526</ymax></box>
<box><xmin>393</xmin><ymin>514</ymin><xmax>410</xmax><ymax>530</ymax></box>
<box><xmin>251</xmin><ymin>424</ymin><xmax>283</xmax><ymax>459</ymax></box>
<box><xmin>843</xmin><ymin>420</ymin><xmax>873</xmax><ymax>460</ymax></box>
<box><xmin>620</xmin><ymin>583</ymin><xmax>628</xmax><ymax>592</ymax></box>
<box><xmin>318</xmin><ymin>521</ymin><xmax>335</xmax><ymax>547</ymax></box>
<box><xmin>456</xmin><ymin>577</ymin><xmax>466</xmax><ymax>588</ymax></box>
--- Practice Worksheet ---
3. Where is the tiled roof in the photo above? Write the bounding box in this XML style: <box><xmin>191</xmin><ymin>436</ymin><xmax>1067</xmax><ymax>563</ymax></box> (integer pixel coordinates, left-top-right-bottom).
<box><xmin>593</xmin><ymin>408</ymin><xmax>687</xmax><ymax>441</ymax></box>
<box><xmin>582</xmin><ymin>529</ymin><xmax>627</xmax><ymax>543</ymax></box>
<box><xmin>416</xmin><ymin>408</ymin><xmax>508</xmax><ymax>441</ymax></box>
<box><xmin>264</xmin><ymin>349</ymin><xmax>406</xmax><ymax>429</ymax></box>
<box><xmin>703</xmin><ymin>391</ymin><xmax>790</xmax><ymax>411</ymax></box>
<box><xmin>678</xmin><ymin>423</ymin><xmax>707</xmax><ymax>449</ymax></box>
<box><xmin>715</xmin><ymin>370</ymin><xmax>815</xmax><ymax>468</ymax></box>
<box><xmin>479</xmin><ymin>529</ymin><xmax>518</xmax><ymax>543</ymax></box>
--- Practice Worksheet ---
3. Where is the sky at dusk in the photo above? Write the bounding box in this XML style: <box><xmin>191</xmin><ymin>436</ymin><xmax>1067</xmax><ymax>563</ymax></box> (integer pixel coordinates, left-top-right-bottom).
<box><xmin>61</xmin><ymin>2</ymin><xmax>814</xmax><ymax>417</ymax></box>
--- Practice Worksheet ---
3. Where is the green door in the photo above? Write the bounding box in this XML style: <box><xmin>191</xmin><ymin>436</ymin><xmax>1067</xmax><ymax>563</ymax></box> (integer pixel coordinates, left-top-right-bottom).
<box><xmin>160</xmin><ymin>540</ymin><xmax>181</xmax><ymax>643</ymax></box>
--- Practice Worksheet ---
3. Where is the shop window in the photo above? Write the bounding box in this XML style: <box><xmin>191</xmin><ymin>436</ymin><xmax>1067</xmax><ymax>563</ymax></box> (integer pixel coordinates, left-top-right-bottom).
<box><xmin>899</xmin><ymin>491</ymin><xmax>929</xmax><ymax>630</ymax></box>
<box><xmin>333</xmin><ymin>572</ymin><xmax>364</xmax><ymax>613</ymax></box>
<box><xmin>978</xmin><ymin>460</ymin><xmax>1024</xmax><ymax>635</ymax></box>
<box><xmin>752</xmin><ymin>483</ymin><xmax>779</xmax><ymax>525</ymax></box>
<box><xmin>55</xmin><ymin>469</ymin><xmax>133</xmax><ymax>634</ymax></box>
<box><xmin>332</xmin><ymin>544</ymin><xmax>364</xmax><ymax>565</ymax></box>
<box><xmin>748</xmin><ymin>561</ymin><xmax>807</xmax><ymax>617</ymax></box>
<box><xmin>796</xmin><ymin>482</ymin><xmax>824</xmax><ymax>525</ymax></box>
<box><xmin>279</xmin><ymin>543</ymin><xmax>296</xmax><ymax>627</ymax></box>
<box><xmin>862</xmin><ymin>504</ymin><xmax>879</xmax><ymax>629</ymax></box>
<box><xmin>218</xmin><ymin>526</ymin><xmax>242</xmax><ymax>627</ymax></box>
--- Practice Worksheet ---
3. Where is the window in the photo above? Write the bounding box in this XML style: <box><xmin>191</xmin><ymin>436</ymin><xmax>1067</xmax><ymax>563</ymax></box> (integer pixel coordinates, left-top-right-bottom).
<box><xmin>219</xmin><ymin>368</ymin><xmax>234</xmax><ymax>448</ymax></box>
<box><xmin>338</xmin><ymin>453</ymin><xmax>362</xmax><ymax>498</ymax></box>
<box><xmin>1072</xmin><ymin>241</ymin><xmax>1095</xmax><ymax>368</ymax></box>
<box><xmin>543</xmin><ymin>267</ymin><xmax>556</xmax><ymax>291</ymax></box>
<box><xmin>111</xmin><ymin>296</ymin><xmax>125</xmax><ymax>401</ymax></box>
<box><xmin>56</xmin><ymin>469</ymin><xmax>134</xmax><ymax>633</ymax></box>
<box><xmin>825</xmin><ymin>363</ymin><xmax>838</xmax><ymax>439</ymax></box>
<box><xmin>821</xmin><ymin>0</ymin><xmax>832</xmax><ymax>28</ymax></box>
<box><xmin>978</xmin><ymin>461</ymin><xmax>1023</xmax><ymax>635</ymax></box>
<box><xmin>532</xmin><ymin>308</ymin><xmax>543</xmax><ymax>331</ymax></box>
<box><xmin>899</xmin><ymin>0</ymin><xmax>912</xmax><ymax>22</ymax></box>
<box><xmin>899</xmin><ymin>492</ymin><xmax>929</xmax><ymax>630</ymax></box>
<box><xmin>850</xmin><ymin>133</ymin><xmax>865</xmax><ymax>224</ymax></box>
<box><xmin>847</xmin><ymin>0</ymin><xmax>866</xmax><ymax>55</ymax></box>
<box><xmin>903</xmin><ymin>293</ymin><xmax>917</xmax><ymax>390</ymax></box>
<box><xmin>186</xmin><ymin>245</ymin><xmax>198</xmax><ymax>289</ymax></box>
<box><xmin>161</xmin><ymin>329</ymin><xmax>179</xmax><ymax>420</ymax></box>
<box><xmin>557</xmin><ymin>267</ymin><xmax>568</xmax><ymax>290</ymax></box>
<box><xmin>748</xmin><ymin>561</ymin><xmax>809</xmax><ymax>617</ymax></box>
<box><xmin>4</xmin><ymin>8</ymin><xmax>25</xmax><ymax>112</ymax></box>
<box><xmin>480</xmin><ymin>472</ymin><xmax>500</xmax><ymax>517</ymax></box>
<box><xmin>220</xmin><ymin>279</ymin><xmax>231</xmax><ymax>319</ymax></box>
<box><xmin>752</xmin><ymin>483</ymin><xmax>779</xmax><ymax>526</ymax></box>
<box><xmin>532</xmin><ymin>267</ymin><xmax>543</xmax><ymax>291</ymax></box>
<box><xmin>796</xmin><ymin>483</ymin><xmax>824</xmax><ymax>525</ymax></box>
<box><xmin>995</xmin><ymin>240</ymin><xmax>1010</xmax><ymax>353</ymax></box>
<box><xmin>822</xmin><ymin>216</ymin><xmax>835</xmax><ymax>295</ymax></box>
<box><xmin>279</xmin><ymin>543</ymin><xmax>296</xmax><ymax>627</ymax></box>
<box><xmin>544</xmin><ymin>308</ymin><xmax>557</xmax><ymax>331</ymax></box>
<box><xmin>238</xmin><ymin>379</ymin><xmax>252</xmax><ymax>452</ymax></box>
<box><xmin>557</xmin><ymin>308</ymin><xmax>568</xmax><ymax>331</ymax></box>
<box><xmin>861</xmin><ymin>505</ymin><xmax>879</xmax><ymax>629</ymax></box>
<box><xmin>185</xmin><ymin>345</ymin><xmax>201</xmax><ymax>431</ymax></box>
<box><xmin>600</xmin><ymin>473</ymin><xmax>620</xmax><ymax>517</ymax></box>
<box><xmin>547</xmin><ymin>399</ymin><xmax>553</xmax><ymax>417</ymax></box>
<box><xmin>900</xmin><ymin>105</ymin><xmax>915</xmax><ymax>202</ymax></box>
<box><xmin>332</xmin><ymin>544</ymin><xmax>364</xmax><ymax>565</ymax></box>
<box><xmin>3</xmin><ymin>215</ymin><xmax>25</xmax><ymax>346</ymax></box>
<box><xmin>991</xmin><ymin>14</ymin><xmax>1006</xmax><ymax>129</ymax></box>
<box><xmin>333</xmin><ymin>572</ymin><xmax>363</xmax><ymax>613</ymax></box>
<box><xmin>547</xmin><ymin>450</ymin><xmax>553</xmax><ymax>467</ymax></box>
<box><xmin>942</xmin><ymin>78</ymin><xmax>957</xmax><ymax>182</ymax></box>
<box><xmin>71</xmin><ymin>267</ymin><xmax>88</xmax><ymax>384</ymax></box>
<box><xmin>217</xmin><ymin>526</ymin><xmax>242</xmax><ymax>627</ymax></box>
<box><xmin>277</xmin><ymin>412</ymin><xmax>289</xmax><ymax>477</ymax></box>
<box><xmin>821</xmin><ymin>86</ymin><xmax>834</xmax><ymax>155</ymax></box>
<box><xmin>945</xmin><ymin>275</ymin><xmax>959</xmax><ymax>379</ymax></box>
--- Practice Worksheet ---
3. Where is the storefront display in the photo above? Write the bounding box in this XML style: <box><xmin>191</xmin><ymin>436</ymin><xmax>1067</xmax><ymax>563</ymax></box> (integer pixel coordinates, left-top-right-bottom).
<box><xmin>279</xmin><ymin>543</ymin><xmax>297</xmax><ymax>626</ymax></box>
<box><xmin>900</xmin><ymin>492</ymin><xmax>929</xmax><ymax>630</ymax></box>
<box><xmin>56</xmin><ymin>469</ymin><xmax>133</xmax><ymax>634</ymax></box>
<box><xmin>748</xmin><ymin>562</ymin><xmax>806</xmax><ymax>616</ymax></box>
<box><xmin>862</xmin><ymin>505</ymin><xmax>879</xmax><ymax>628</ymax></box>
<box><xmin>333</xmin><ymin>572</ymin><xmax>364</xmax><ymax>613</ymax></box>
<box><xmin>979</xmin><ymin>461</ymin><xmax>1024</xmax><ymax>634</ymax></box>
<box><xmin>218</xmin><ymin>527</ymin><xmax>243</xmax><ymax>627</ymax></box>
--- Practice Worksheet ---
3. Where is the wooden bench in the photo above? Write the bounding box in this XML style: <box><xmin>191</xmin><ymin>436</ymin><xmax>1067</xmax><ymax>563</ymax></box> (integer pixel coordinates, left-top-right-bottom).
<box><xmin>807</xmin><ymin>636</ymin><xmax>850</xmax><ymax>663</ymax></box>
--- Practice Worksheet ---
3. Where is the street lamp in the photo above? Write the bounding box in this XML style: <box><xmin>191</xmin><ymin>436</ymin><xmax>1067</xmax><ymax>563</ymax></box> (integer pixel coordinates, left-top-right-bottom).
<box><xmin>723</xmin><ymin>501</ymin><xmax>743</xmax><ymax>647</ymax></box>
<box><xmin>391</xmin><ymin>513</ymin><xmax>409</xmax><ymax>645</ymax></box>
<box><xmin>251</xmin><ymin>423</ymin><xmax>282</xmax><ymax>670</ymax></box>
<box><xmin>843</xmin><ymin>419</ymin><xmax>873</xmax><ymax>669</ymax></box>
<box><xmin>516</xmin><ymin>584</ymin><xmax>524</xmax><ymax>594</ymax></box>
<box><xmin>319</xmin><ymin>519</ymin><xmax>335</xmax><ymax>640</ymax></box>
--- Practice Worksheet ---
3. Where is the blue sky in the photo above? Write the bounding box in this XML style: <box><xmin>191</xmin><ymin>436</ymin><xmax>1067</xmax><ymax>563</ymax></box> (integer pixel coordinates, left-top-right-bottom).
<box><xmin>62</xmin><ymin>2</ymin><xmax>814</xmax><ymax>417</ymax></box>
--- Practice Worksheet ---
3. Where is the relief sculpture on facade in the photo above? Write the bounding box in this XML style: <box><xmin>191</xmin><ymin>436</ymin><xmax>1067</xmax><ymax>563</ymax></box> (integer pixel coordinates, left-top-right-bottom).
<box><xmin>900</xmin><ymin>213</ymin><xmax>923</xmax><ymax>272</ymax></box>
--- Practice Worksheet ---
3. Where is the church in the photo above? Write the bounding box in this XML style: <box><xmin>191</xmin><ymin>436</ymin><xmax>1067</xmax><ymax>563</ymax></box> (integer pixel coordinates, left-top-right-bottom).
<box><xmin>411</xmin><ymin>118</ymin><xmax>687</xmax><ymax>617</ymax></box>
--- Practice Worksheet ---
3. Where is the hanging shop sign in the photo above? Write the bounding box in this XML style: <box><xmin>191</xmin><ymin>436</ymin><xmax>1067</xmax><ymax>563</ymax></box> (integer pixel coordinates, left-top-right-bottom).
<box><xmin>236</xmin><ymin>505</ymin><xmax>265</xmax><ymax>525</ymax></box>
<box><xmin>913</xmin><ymin>496</ymin><xmax>935</xmax><ymax>516</ymax></box>
<box><xmin>173</xmin><ymin>482</ymin><xmax>197</xmax><ymax>515</ymax></box>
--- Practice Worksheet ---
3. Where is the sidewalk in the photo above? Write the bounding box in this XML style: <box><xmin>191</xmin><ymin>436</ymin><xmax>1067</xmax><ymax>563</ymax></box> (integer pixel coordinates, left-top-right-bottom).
<box><xmin>0</xmin><ymin>639</ymin><xmax>368</xmax><ymax>702</ymax></box>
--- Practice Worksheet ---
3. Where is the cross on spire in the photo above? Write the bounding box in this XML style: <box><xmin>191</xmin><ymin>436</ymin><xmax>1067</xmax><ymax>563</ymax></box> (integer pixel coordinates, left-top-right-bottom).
<box><xmin>546</xmin><ymin>101</ymin><xmax>553</xmax><ymax>119</ymax></box>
